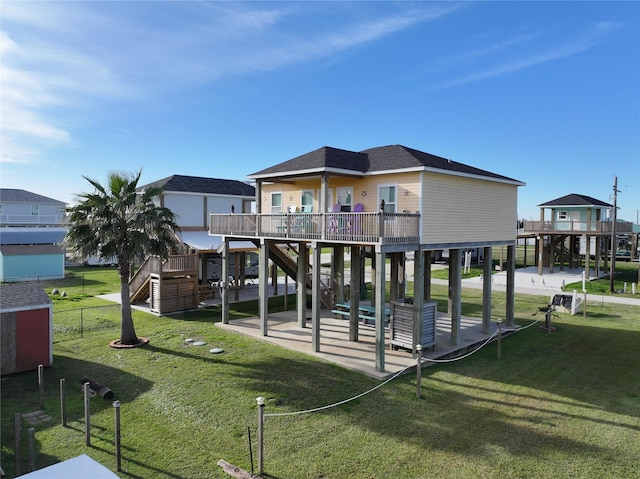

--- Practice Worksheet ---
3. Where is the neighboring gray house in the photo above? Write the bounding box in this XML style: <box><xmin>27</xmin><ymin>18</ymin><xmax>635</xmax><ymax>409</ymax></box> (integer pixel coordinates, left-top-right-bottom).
<box><xmin>128</xmin><ymin>175</ymin><xmax>256</xmax><ymax>314</ymax></box>
<box><xmin>139</xmin><ymin>175</ymin><xmax>255</xmax><ymax>230</ymax></box>
<box><xmin>0</xmin><ymin>189</ymin><xmax>66</xmax><ymax>282</ymax></box>
<box><xmin>0</xmin><ymin>189</ymin><xmax>66</xmax><ymax>226</ymax></box>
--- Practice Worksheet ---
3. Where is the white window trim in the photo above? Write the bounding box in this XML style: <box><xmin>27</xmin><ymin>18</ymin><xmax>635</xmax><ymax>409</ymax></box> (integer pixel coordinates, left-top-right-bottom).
<box><xmin>377</xmin><ymin>184</ymin><xmax>397</xmax><ymax>213</ymax></box>
<box><xmin>270</xmin><ymin>192</ymin><xmax>283</xmax><ymax>213</ymax></box>
<box><xmin>336</xmin><ymin>186</ymin><xmax>353</xmax><ymax>211</ymax></box>
<box><xmin>301</xmin><ymin>190</ymin><xmax>314</xmax><ymax>212</ymax></box>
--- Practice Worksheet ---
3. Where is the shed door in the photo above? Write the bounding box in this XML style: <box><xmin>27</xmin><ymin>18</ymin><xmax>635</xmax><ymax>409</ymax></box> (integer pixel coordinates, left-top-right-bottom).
<box><xmin>16</xmin><ymin>308</ymin><xmax>52</xmax><ymax>371</ymax></box>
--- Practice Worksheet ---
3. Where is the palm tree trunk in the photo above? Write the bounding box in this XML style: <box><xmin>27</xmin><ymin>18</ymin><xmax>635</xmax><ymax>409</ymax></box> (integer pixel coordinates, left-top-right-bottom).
<box><xmin>119</xmin><ymin>269</ymin><xmax>139</xmax><ymax>345</ymax></box>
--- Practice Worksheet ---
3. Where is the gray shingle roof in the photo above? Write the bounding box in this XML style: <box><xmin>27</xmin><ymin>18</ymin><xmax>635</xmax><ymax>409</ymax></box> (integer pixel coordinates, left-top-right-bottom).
<box><xmin>249</xmin><ymin>144</ymin><xmax>523</xmax><ymax>184</ymax></box>
<box><xmin>0</xmin><ymin>244</ymin><xmax>63</xmax><ymax>256</ymax></box>
<box><xmin>139</xmin><ymin>175</ymin><xmax>255</xmax><ymax>197</ymax></box>
<box><xmin>0</xmin><ymin>189</ymin><xmax>65</xmax><ymax>205</ymax></box>
<box><xmin>0</xmin><ymin>282</ymin><xmax>52</xmax><ymax>311</ymax></box>
<box><xmin>250</xmin><ymin>146</ymin><xmax>370</xmax><ymax>177</ymax></box>
<box><xmin>538</xmin><ymin>194</ymin><xmax>612</xmax><ymax>208</ymax></box>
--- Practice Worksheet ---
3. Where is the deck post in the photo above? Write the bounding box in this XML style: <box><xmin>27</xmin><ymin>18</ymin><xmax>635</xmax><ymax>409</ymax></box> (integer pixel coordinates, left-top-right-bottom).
<box><xmin>482</xmin><ymin>246</ymin><xmax>492</xmax><ymax>334</ymax></box>
<box><xmin>221</xmin><ymin>239</ymin><xmax>229</xmax><ymax>324</ymax></box>
<box><xmin>374</xmin><ymin>248</ymin><xmax>386</xmax><ymax>372</ymax></box>
<box><xmin>506</xmin><ymin>244</ymin><xmax>515</xmax><ymax>327</ymax></box>
<box><xmin>259</xmin><ymin>240</ymin><xmax>269</xmax><ymax>336</ymax></box>
<box><xmin>584</xmin><ymin>233</ymin><xmax>590</xmax><ymax>279</ymax></box>
<box><xmin>423</xmin><ymin>250</ymin><xmax>432</xmax><ymax>302</ymax></box>
<box><xmin>333</xmin><ymin>245</ymin><xmax>344</xmax><ymax>304</ymax></box>
<box><xmin>390</xmin><ymin>253</ymin><xmax>398</xmax><ymax>302</ymax></box>
<box><xmin>412</xmin><ymin>250</ymin><xmax>424</xmax><ymax>357</ymax></box>
<box><xmin>398</xmin><ymin>254</ymin><xmax>406</xmax><ymax>299</ymax></box>
<box><xmin>449</xmin><ymin>248</ymin><xmax>462</xmax><ymax>346</ymax></box>
<box><xmin>537</xmin><ymin>235</ymin><xmax>544</xmax><ymax>275</ymax></box>
<box><xmin>311</xmin><ymin>243</ymin><xmax>322</xmax><ymax>352</ymax></box>
<box><xmin>297</xmin><ymin>242</ymin><xmax>308</xmax><ymax>328</ymax></box>
<box><xmin>595</xmin><ymin>236</ymin><xmax>601</xmax><ymax>278</ymax></box>
<box><xmin>349</xmin><ymin>246</ymin><xmax>361</xmax><ymax>341</ymax></box>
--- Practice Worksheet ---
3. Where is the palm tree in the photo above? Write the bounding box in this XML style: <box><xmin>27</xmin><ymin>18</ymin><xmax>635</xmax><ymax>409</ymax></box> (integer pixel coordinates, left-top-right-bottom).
<box><xmin>65</xmin><ymin>170</ymin><xmax>180</xmax><ymax>345</ymax></box>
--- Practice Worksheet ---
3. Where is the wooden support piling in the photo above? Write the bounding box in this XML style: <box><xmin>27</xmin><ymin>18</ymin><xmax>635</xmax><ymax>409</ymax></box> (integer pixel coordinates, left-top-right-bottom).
<box><xmin>14</xmin><ymin>413</ymin><xmax>21</xmax><ymax>476</ymax></box>
<box><xmin>60</xmin><ymin>378</ymin><xmax>66</xmax><ymax>427</ymax></box>
<box><xmin>113</xmin><ymin>401</ymin><xmax>122</xmax><ymax>471</ymax></box>
<box><xmin>84</xmin><ymin>382</ymin><xmax>91</xmax><ymax>446</ymax></box>
<box><xmin>27</xmin><ymin>428</ymin><xmax>35</xmax><ymax>472</ymax></box>
<box><xmin>38</xmin><ymin>364</ymin><xmax>44</xmax><ymax>410</ymax></box>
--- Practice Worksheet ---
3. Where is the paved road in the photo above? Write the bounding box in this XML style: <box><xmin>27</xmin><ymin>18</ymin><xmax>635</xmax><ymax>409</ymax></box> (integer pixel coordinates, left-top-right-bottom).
<box><xmin>318</xmin><ymin>252</ymin><xmax>640</xmax><ymax>307</ymax></box>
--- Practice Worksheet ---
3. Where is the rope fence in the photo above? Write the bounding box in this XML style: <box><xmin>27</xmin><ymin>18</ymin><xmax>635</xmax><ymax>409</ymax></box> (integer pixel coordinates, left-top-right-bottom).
<box><xmin>253</xmin><ymin>316</ymin><xmax>542</xmax><ymax>475</ymax></box>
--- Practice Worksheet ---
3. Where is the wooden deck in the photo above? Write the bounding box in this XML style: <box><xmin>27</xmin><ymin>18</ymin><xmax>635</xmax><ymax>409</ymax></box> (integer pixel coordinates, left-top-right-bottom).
<box><xmin>209</xmin><ymin>212</ymin><xmax>420</xmax><ymax>245</ymax></box>
<box><xmin>520</xmin><ymin>220</ymin><xmax>633</xmax><ymax>235</ymax></box>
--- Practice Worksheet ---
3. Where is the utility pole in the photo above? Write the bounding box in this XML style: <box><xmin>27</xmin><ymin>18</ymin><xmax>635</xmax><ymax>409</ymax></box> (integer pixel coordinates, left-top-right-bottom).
<box><xmin>609</xmin><ymin>176</ymin><xmax>620</xmax><ymax>293</ymax></box>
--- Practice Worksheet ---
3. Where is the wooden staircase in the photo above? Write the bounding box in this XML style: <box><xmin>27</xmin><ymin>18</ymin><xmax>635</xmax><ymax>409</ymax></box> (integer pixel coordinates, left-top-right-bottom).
<box><xmin>128</xmin><ymin>255</ymin><xmax>199</xmax><ymax>314</ymax></box>
<box><xmin>268</xmin><ymin>243</ymin><xmax>334</xmax><ymax>309</ymax></box>
<box><xmin>553</xmin><ymin>236</ymin><xmax>581</xmax><ymax>267</ymax></box>
<box><xmin>129</xmin><ymin>257</ymin><xmax>157</xmax><ymax>302</ymax></box>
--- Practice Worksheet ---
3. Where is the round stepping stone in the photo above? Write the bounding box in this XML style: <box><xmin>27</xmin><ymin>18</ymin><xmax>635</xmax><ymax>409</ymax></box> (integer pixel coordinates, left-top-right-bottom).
<box><xmin>193</xmin><ymin>341</ymin><xmax>206</xmax><ymax>346</ymax></box>
<box><xmin>210</xmin><ymin>347</ymin><xmax>224</xmax><ymax>354</ymax></box>
<box><xmin>184</xmin><ymin>338</ymin><xmax>194</xmax><ymax>343</ymax></box>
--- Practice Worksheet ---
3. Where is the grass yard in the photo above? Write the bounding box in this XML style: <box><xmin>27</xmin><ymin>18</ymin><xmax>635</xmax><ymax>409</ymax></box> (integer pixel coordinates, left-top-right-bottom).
<box><xmin>1</xmin><ymin>269</ymin><xmax>639</xmax><ymax>478</ymax></box>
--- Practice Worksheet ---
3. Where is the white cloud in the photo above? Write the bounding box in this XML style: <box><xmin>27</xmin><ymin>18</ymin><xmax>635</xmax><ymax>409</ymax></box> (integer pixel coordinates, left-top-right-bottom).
<box><xmin>434</xmin><ymin>21</ymin><xmax>622</xmax><ymax>90</ymax></box>
<box><xmin>0</xmin><ymin>1</ymin><xmax>457</xmax><ymax>165</ymax></box>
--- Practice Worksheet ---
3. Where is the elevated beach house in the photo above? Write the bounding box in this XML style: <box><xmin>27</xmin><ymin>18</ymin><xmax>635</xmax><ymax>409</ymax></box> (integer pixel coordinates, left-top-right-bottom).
<box><xmin>209</xmin><ymin>145</ymin><xmax>525</xmax><ymax>372</ymax></box>
<box><xmin>518</xmin><ymin>193</ymin><xmax>634</xmax><ymax>278</ymax></box>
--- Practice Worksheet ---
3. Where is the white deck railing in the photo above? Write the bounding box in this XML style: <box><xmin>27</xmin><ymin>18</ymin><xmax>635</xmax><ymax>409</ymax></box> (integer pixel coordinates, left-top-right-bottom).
<box><xmin>209</xmin><ymin>212</ymin><xmax>420</xmax><ymax>244</ymax></box>
<box><xmin>0</xmin><ymin>214</ymin><xmax>65</xmax><ymax>225</ymax></box>
<box><xmin>522</xmin><ymin>220</ymin><xmax>633</xmax><ymax>234</ymax></box>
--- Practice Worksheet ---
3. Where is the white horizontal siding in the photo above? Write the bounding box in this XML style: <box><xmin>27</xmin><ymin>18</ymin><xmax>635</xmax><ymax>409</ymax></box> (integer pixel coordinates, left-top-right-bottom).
<box><xmin>164</xmin><ymin>193</ymin><xmax>204</xmax><ymax>228</ymax></box>
<box><xmin>422</xmin><ymin>173</ymin><xmax>518</xmax><ymax>244</ymax></box>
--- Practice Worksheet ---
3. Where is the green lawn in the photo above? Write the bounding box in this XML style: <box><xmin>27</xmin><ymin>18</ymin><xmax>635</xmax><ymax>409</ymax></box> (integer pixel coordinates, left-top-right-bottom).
<box><xmin>1</xmin><ymin>269</ymin><xmax>639</xmax><ymax>478</ymax></box>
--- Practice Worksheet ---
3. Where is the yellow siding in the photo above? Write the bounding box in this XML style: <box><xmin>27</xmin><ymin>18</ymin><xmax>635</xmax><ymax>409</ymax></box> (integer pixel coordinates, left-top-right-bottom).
<box><xmin>421</xmin><ymin>172</ymin><xmax>517</xmax><ymax>244</ymax></box>
<box><xmin>260</xmin><ymin>173</ymin><xmax>421</xmax><ymax>213</ymax></box>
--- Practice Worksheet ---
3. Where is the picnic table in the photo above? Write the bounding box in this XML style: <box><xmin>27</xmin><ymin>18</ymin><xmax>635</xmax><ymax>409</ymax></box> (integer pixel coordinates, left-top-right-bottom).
<box><xmin>331</xmin><ymin>302</ymin><xmax>390</xmax><ymax>326</ymax></box>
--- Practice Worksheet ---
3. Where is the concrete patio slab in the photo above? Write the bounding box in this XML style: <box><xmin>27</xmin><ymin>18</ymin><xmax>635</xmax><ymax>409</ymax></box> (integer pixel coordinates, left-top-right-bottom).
<box><xmin>215</xmin><ymin>310</ymin><xmax>510</xmax><ymax>380</ymax></box>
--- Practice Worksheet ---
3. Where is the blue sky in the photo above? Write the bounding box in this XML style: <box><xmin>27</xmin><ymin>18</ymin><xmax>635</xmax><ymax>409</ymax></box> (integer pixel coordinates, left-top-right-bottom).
<box><xmin>1</xmin><ymin>1</ymin><xmax>638</xmax><ymax>221</ymax></box>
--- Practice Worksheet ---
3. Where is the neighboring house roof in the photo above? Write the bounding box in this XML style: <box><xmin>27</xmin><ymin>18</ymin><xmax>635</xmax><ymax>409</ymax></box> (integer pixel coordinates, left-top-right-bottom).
<box><xmin>0</xmin><ymin>282</ymin><xmax>52</xmax><ymax>312</ymax></box>
<box><xmin>538</xmin><ymin>194</ymin><xmax>612</xmax><ymax>208</ymax></box>
<box><xmin>0</xmin><ymin>227</ymin><xmax>67</xmax><ymax>245</ymax></box>
<box><xmin>139</xmin><ymin>175</ymin><xmax>255</xmax><ymax>197</ymax></box>
<box><xmin>0</xmin><ymin>244</ymin><xmax>63</xmax><ymax>256</ymax></box>
<box><xmin>249</xmin><ymin>144</ymin><xmax>524</xmax><ymax>185</ymax></box>
<box><xmin>0</xmin><ymin>188</ymin><xmax>66</xmax><ymax>205</ymax></box>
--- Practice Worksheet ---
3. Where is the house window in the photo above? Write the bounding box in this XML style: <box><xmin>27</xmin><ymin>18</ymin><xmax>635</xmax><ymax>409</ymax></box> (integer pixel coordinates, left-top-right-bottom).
<box><xmin>336</xmin><ymin>187</ymin><xmax>353</xmax><ymax>211</ymax></box>
<box><xmin>270</xmin><ymin>193</ymin><xmax>282</xmax><ymax>213</ymax></box>
<box><xmin>557</xmin><ymin>211</ymin><xmax>568</xmax><ymax>220</ymax></box>
<box><xmin>31</xmin><ymin>204</ymin><xmax>39</xmax><ymax>216</ymax></box>
<box><xmin>378</xmin><ymin>185</ymin><xmax>396</xmax><ymax>213</ymax></box>
<box><xmin>301</xmin><ymin>190</ymin><xmax>313</xmax><ymax>212</ymax></box>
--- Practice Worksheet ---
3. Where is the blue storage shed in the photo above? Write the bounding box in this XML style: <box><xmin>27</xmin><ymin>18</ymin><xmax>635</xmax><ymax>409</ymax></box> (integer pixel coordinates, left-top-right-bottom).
<box><xmin>0</xmin><ymin>244</ymin><xmax>65</xmax><ymax>282</ymax></box>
